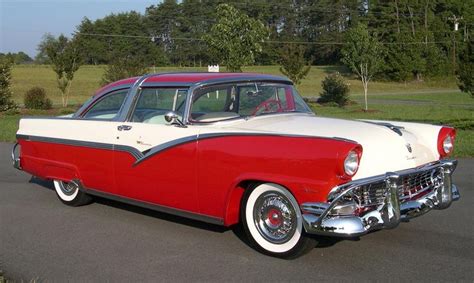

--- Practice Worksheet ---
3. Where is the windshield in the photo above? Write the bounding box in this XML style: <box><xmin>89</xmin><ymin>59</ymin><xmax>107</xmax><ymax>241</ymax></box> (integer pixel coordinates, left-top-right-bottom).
<box><xmin>190</xmin><ymin>82</ymin><xmax>312</xmax><ymax>123</ymax></box>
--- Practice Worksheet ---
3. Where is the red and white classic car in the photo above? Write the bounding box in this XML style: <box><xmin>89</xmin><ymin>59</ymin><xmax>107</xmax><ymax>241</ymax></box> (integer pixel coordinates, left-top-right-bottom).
<box><xmin>12</xmin><ymin>72</ymin><xmax>459</xmax><ymax>258</ymax></box>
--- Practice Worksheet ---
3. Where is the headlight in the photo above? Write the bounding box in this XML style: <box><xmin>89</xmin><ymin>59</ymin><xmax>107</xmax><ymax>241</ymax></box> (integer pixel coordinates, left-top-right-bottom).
<box><xmin>443</xmin><ymin>135</ymin><xmax>453</xmax><ymax>154</ymax></box>
<box><xmin>344</xmin><ymin>150</ymin><xmax>359</xmax><ymax>176</ymax></box>
<box><xmin>437</xmin><ymin>127</ymin><xmax>456</xmax><ymax>158</ymax></box>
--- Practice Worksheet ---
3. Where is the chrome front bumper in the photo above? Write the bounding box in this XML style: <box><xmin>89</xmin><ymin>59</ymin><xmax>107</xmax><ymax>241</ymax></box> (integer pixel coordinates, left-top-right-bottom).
<box><xmin>301</xmin><ymin>159</ymin><xmax>459</xmax><ymax>237</ymax></box>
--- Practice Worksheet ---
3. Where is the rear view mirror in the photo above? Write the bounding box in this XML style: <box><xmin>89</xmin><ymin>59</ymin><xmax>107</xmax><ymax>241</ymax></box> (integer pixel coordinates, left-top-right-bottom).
<box><xmin>164</xmin><ymin>111</ymin><xmax>186</xmax><ymax>127</ymax></box>
<box><xmin>246</xmin><ymin>90</ymin><xmax>263</xmax><ymax>97</ymax></box>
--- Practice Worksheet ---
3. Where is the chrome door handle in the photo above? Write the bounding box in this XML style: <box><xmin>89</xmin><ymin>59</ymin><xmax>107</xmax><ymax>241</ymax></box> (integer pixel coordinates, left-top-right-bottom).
<box><xmin>117</xmin><ymin>125</ymin><xmax>132</xmax><ymax>131</ymax></box>
<box><xmin>136</xmin><ymin>140</ymin><xmax>152</xmax><ymax>146</ymax></box>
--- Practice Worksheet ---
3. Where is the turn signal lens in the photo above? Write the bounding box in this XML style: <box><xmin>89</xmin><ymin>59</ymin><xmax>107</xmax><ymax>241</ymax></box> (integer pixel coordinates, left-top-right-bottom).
<box><xmin>443</xmin><ymin>135</ymin><xmax>453</xmax><ymax>154</ymax></box>
<box><xmin>344</xmin><ymin>150</ymin><xmax>359</xmax><ymax>176</ymax></box>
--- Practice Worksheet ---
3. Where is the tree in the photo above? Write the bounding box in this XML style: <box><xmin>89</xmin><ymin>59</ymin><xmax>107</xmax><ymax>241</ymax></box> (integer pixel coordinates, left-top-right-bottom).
<box><xmin>75</xmin><ymin>12</ymin><xmax>166</xmax><ymax>66</ymax></box>
<box><xmin>0</xmin><ymin>57</ymin><xmax>17</xmax><ymax>112</ymax></box>
<box><xmin>457</xmin><ymin>40</ymin><xmax>473</xmax><ymax>97</ymax></box>
<box><xmin>35</xmin><ymin>33</ymin><xmax>55</xmax><ymax>64</ymax></box>
<box><xmin>279</xmin><ymin>45</ymin><xmax>311</xmax><ymax>85</ymax></box>
<box><xmin>45</xmin><ymin>34</ymin><xmax>81</xmax><ymax>107</ymax></box>
<box><xmin>204</xmin><ymin>4</ymin><xmax>268</xmax><ymax>72</ymax></box>
<box><xmin>102</xmin><ymin>57</ymin><xmax>149</xmax><ymax>86</ymax></box>
<box><xmin>341</xmin><ymin>23</ymin><xmax>384</xmax><ymax>111</ymax></box>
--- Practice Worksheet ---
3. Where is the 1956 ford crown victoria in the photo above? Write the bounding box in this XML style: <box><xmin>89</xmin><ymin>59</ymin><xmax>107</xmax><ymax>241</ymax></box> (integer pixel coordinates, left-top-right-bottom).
<box><xmin>12</xmin><ymin>72</ymin><xmax>459</xmax><ymax>258</ymax></box>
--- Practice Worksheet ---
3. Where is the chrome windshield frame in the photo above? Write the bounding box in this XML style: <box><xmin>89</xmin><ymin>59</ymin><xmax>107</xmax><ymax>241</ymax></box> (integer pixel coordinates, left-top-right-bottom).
<box><xmin>183</xmin><ymin>79</ymin><xmax>311</xmax><ymax>125</ymax></box>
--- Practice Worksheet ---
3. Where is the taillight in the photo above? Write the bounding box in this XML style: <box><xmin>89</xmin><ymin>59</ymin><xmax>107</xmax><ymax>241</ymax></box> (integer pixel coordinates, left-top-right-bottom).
<box><xmin>437</xmin><ymin>127</ymin><xmax>456</xmax><ymax>158</ymax></box>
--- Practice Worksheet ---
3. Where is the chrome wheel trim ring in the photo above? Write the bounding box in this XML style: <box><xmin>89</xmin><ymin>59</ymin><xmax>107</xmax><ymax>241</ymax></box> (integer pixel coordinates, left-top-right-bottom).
<box><xmin>253</xmin><ymin>191</ymin><xmax>297</xmax><ymax>244</ymax></box>
<box><xmin>57</xmin><ymin>181</ymin><xmax>77</xmax><ymax>196</ymax></box>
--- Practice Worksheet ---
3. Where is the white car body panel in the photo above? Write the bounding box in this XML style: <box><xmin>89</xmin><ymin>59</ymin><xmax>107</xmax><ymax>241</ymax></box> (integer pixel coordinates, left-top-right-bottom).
<box><xmin>196</xmin><ymin>113</ymin><xmax>443</xmax><ymax>180</ymax></box>
<box><xmin>18</xmin><ymin>112</ymin><xmax>443</xmax><ymax>181</ymax></box>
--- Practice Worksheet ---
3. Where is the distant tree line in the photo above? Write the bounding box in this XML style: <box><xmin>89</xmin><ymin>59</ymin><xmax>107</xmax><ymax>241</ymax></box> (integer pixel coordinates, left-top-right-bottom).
<box><xmin>0</xmin><ymin>52</ymin><xmax>33</xmax><ymax>64</ymax></box>
<box><xmin>40</xmin><ymin>0</ymin><xmax>469</xmax><ymax>81</ymax></box>
<box><xmin>26</xmin><ymin>1</ymin><xmax>470</xmax><ymax>81</ymax></box>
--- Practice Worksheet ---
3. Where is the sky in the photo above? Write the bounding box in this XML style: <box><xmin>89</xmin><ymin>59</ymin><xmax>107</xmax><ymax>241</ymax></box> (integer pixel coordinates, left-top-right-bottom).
<box><xmin>0</xmin><ymin>0</ymin><xmax>158</xmax><ymax>58</ymax></box>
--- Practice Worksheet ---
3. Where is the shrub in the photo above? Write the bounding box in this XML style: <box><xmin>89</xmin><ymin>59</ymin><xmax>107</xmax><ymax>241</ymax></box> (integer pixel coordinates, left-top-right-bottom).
<box><xmin>318</xmin><ymin>72</ymin><xmax>350</xmax><ymax>107</ymax></box>
<box><xmin>24</xmin><ymin>87</ymin><xmax>52</xmax><ymax>109</ymax></box>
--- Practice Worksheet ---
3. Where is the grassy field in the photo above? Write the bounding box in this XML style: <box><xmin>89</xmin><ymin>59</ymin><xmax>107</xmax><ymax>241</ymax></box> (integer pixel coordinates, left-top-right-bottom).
<box><xmin>10</xmin><ymin>65</ymin><xmax>460</xmax><ymax>105</ymax></box>
<box><xmin>2</xmin><ymin>65</ymin><xmax>473</xmax><ymax>157</ymax></box>
<box><xmin>310</xmin><ymin>93</ymin><xmax>473</xmax><ymax>157</ymax></box>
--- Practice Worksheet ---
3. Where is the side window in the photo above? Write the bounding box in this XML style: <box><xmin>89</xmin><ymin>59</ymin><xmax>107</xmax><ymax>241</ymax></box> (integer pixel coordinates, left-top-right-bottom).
<box><xmin>131</xmin><ymin>88</ymin><xmax>187</xmax><ymax>124</ymax></box>
<box><xmin>82</xmin><ymin>90</ymin><xmax>127</xmax><ymax>120</ymax></box>
<box><xmin>190</xmin><ymin>85</ymin><xmax>239</xmax><ymax>122</ymax></box>
<box><xmin>192</xmin><ymin>87</ymin><xmax>230</xmax><ymax>112</ymax></box>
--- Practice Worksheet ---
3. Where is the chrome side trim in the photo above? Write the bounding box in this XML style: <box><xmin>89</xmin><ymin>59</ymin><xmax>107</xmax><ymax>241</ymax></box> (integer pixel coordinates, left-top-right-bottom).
<box><xmin>134</xmin><ymin>135</ymin><xmax>198</xmax><ymax>166</ymax></box>
<box><xmin>81</xmin><ymin>186</ymin><xmax>224</xmax><ymax>226</ymax></box>
<box><xmin>301</xmin><ymin>159</ymin><xmax>459</xmax><ymax>237</ymax></box>
<box><xmin>141</xmin><ymin>82</ymin><xmax>192</xmax><ymax>88</ymax></box>
<box><xmin>16</xmin><ymin>135</ymin><xmax>143</xmax><ymax>160</ymax></box>
<box><xmin>134</xmin><ymin>132</ymin><xmax>360</xmax><ymax>166</ymax></box>
<box><xmin>17</xmin><ymin>134</ymin><xmax>114</xmax><ymax>150</ymax></box>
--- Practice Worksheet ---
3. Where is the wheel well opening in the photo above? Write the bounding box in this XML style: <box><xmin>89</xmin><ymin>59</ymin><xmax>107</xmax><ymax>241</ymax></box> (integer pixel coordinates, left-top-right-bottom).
<box><xmin>224</xmin><ymin>180</ymin><xmax>269</xmax><ymax>227</ymax></box>
<box><xmin>237</xmin><ymin>180</ymin><xmax>262</xmax><ymax>191</ymax></box>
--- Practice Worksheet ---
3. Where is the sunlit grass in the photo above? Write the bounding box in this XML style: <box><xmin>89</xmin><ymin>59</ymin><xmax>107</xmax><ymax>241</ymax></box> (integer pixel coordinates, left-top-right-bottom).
<box><xmin>310</xmin><ymin>100</ymin><xmax>473</xmax><ymax>157</ymax></box>
<box><xmin>10</xmin><ymin>65</ymin><xmax>460</xmax><ymax>105</ymax></box>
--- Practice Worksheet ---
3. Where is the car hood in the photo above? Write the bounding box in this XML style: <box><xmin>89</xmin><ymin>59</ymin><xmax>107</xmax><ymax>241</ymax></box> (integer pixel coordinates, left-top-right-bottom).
<box><xmin>215</xmin><ymin>113</ymin><xmax>440</xmax><ymax>179</ymax></box>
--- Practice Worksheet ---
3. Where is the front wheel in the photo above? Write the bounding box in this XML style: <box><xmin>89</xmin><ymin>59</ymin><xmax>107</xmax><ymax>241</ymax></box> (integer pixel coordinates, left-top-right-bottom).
<box><xmin>241</xmin><ymin>183</ymin><xmax>316</xmax><ymax>259</ymax></box>
<box><xmin>54</xmin><ymin>180</ymin><xmax>93</xmax><ymax>206</ymax></box>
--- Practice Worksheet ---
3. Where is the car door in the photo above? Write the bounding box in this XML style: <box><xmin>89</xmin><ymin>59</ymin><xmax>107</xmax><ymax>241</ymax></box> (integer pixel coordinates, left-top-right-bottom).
<box><xmin>113</xmin><ymin>87</ymin><xmax>201</xmax><ymax>213</ymax></box>
<box><xmin>77</xmin><ymin>88</ymin><xmax>129</xmax><ymax>195</ymax></box>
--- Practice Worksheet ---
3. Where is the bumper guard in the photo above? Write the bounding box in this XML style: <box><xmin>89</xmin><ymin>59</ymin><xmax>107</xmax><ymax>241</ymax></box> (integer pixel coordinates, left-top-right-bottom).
<box><xmin>301</xmin><ymin>159</ymin><xmax>459</xmax><ymax>237</ymax></box>
<box><xmin>11</xmin><ymin>142</ymin><xmax>21</xmax><ymax>170</ymax></box>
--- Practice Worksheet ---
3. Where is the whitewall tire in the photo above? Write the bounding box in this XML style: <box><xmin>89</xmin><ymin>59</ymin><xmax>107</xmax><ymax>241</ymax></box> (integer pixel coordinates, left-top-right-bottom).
<box><xmin>242</xmin><ymin>183</ymin><xmax>316</xmax><ymax>259</ymax></box>
<box><xmin>54</xmin><ymin>180</ymin><xmax>93</xmax><ymax>206</ymax></box>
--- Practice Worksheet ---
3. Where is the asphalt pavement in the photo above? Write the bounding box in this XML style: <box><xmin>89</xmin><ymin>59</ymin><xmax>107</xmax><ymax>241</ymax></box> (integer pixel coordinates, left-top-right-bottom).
<box><xmin>1</xmin><ymin>142</ymin><xmax>473</xmax><ymax>281</ymax></box>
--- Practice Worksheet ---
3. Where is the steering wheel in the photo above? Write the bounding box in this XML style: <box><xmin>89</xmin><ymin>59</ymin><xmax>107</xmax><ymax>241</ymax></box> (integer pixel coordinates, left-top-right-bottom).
<box><xmin>251</xmin><ymin>99</ymin><xmax>283</xmax><ymax>116</ymax></box>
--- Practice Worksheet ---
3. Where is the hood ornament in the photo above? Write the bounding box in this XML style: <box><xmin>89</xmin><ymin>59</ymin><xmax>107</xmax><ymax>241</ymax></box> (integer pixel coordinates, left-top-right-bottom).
<box><xmin>363</xmin><ymin>121</ymin><xmax>404</xmax><ymax>136</ymax></box>
<box><xmin>406</xmin><ymin>143</ymin><xmax>413</xmax><ymax>153</ymax></box>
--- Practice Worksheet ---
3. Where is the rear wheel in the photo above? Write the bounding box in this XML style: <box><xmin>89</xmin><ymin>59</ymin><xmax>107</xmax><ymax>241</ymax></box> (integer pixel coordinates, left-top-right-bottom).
<box><xmin>54</xmin><ymin>180</ymin><xmax>93</xmax><ymax>206</ymax></box>
<box><xmin>241</xmin><ymin>183</ymin><xmax>316</xmax><ymax>259</ymax></box>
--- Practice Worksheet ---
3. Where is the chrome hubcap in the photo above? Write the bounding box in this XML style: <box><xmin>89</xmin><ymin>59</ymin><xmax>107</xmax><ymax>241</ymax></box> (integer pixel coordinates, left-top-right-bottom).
<box><xmin>253</xmin><ymin>192</ymin><xmax>296</xmax><ymax>244</ymax></box>
<box><xmin>58</xmin><ymin>181</ymin><xmax>77</xmax><ymax>196</ymax></box>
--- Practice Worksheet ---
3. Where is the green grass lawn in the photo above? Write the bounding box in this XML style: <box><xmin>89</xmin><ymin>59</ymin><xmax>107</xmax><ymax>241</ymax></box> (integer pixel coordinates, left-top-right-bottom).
<box><xmin>2</xmin><ymin>65</ymin><xmax>472</xmax><ymax>157</ymax></box>
<box><xmin>10</xmin><ymin>65</ymin><xmax>460</xmax><ymax>105</ymax></box>
<box><xmin>309</xmin><ymin>94</ymin><xmax>473</xmax><ymax>157</ymax></box>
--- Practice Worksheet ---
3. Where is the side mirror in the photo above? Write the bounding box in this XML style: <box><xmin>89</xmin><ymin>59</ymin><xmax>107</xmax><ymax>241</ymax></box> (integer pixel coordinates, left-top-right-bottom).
<box><xmin>164</xmin><ymin>111</ymin><xmax>186</xmax><ymax>127</ymax></box>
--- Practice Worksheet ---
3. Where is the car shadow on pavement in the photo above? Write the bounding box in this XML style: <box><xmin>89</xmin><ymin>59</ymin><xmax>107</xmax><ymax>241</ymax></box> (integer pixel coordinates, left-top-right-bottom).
<box><xmin>28</xmin><ymin>176</ymin><xmax>362</xmax><ymax>249</ymax></box>
<box><xmin>29</xmin><ymin>176</ymin><xmax>54</xmax><ymax>190</ymax></box>
<box><xmin>29</xmin><ymin>176</ymin><xmax>228</xmax><ymax>233</ymax></box>
<box><xmin>93</xmin><ymin>197</ymin><xmax>229</xmax><ymax>233</ymax></box>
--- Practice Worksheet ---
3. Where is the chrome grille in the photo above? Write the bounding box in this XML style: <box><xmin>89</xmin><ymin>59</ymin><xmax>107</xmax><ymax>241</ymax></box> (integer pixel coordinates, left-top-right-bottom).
<box><xmin>353</xmin><ymin>181</ymin><xmax>386</xmax><ymax>207</ymax></box>
<box><xmin>398</xmin><ymin>168</ymin><xmax>442</xmax><ymax>201</ymax></box>
<box><xmin>352</xmin><ymin>168</ymin><xmax>443</xmax><ymax>206</ymax></box>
